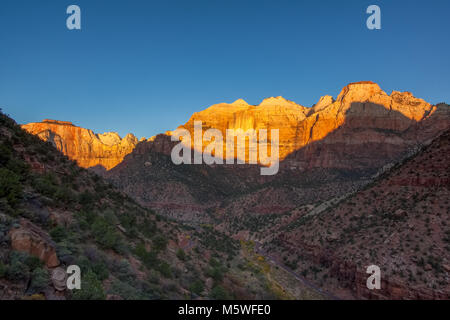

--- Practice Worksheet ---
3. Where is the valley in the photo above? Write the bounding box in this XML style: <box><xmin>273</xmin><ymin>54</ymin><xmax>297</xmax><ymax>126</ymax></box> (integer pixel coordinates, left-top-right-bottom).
<box><xmin>3</xmin><ymin>81</ymin><xmax>450</xmax><ymax>300</ymax></box>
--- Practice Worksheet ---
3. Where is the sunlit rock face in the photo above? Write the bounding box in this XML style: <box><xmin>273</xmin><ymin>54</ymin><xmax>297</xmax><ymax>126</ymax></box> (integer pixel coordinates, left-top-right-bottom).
<box><xmin>180</xmin><ymin>97</ymin><xmax>309</xmax><ymax>164</ymax></box>
<box><xmin>286</xmin><ymin>82</ymin><xmax>450</xmax><ymax>171</ymax></box>
<box><xmin>179</xmin><ymin>81</ymin><xmax>450</xmax><ymax>168</ymax></box>
<box><xmin>22</xmin><ymin>82</ymin><xmax>450</xmax><ymax>172</ymax></box>
<box><xmin>21</xmin><ymin>120</ymin><xmax>140</xmax><ymax>170</ymax></box>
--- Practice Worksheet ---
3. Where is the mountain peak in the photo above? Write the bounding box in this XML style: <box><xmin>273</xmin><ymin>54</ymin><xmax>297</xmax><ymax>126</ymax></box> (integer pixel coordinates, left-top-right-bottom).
<box><xmin>97</xmin><ymin>132</ymin><xmax>122</xmax><ymax>146</ymax></box>
<box><xmin>337</xmin><ymin>81</ymin><xmax>385</xmax><ymax>102</ymax></box>
<box><xmin>230</xmin><ymin>99</ymin><xmax>250</xmax><ymax>106</ymax></box>
<box><xmin>259</xmin><ymin>96</ymin><xmax>303</xmax><ymax>108</ymax></box>
<box><xmin>42</xmin><ymin>119</ymin><xmax>74</xmax><ymax>126</ymax></box>
<box><xmin>314</xmin><ymin>95</ymin><xmax>334</xmax><ymax>109</ymax></box>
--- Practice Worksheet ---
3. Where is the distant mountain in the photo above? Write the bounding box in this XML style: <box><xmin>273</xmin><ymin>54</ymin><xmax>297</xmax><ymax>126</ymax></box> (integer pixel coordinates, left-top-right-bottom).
<box><xmin>22</xmin><ymin>82</ymin><xmax>450</xmax><ymax>174</ymax></box>
<box><xmin>180</xmin><ymin>81</ymin><xmax>449</xmax><ymax>169</ymax></box>
<box><xmin>21</xmin><ymin>120</ymin><xmax>142</xmax><ymax>171</ymax></box>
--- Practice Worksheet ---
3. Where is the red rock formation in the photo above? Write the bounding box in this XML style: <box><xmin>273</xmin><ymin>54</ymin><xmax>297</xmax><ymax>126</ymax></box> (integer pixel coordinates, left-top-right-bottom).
<box><xmin>9</xmin><ymin>219</ymin><xmax>60</xmax><ymax>268</ymax></box>
<box><xmin>179</xmin><ymin>81</ymin><xmax>450</xmax><ymax>168</ymax></box>
<box><xmin>21</xmin><ymin>120</ymin><xmax>140</xmax><ymax>170</ymax></box>
<box><xmin>22</xmin><ymin>82</ymin><xmax>450</xmax><ymax>173</ymax></box>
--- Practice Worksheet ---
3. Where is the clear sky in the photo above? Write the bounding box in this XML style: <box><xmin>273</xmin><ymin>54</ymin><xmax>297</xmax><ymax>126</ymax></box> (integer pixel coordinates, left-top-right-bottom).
<box><xmin>1</xmin><ymin>0</ymin><xmax>449</xmax><ymax>138</ymax></box>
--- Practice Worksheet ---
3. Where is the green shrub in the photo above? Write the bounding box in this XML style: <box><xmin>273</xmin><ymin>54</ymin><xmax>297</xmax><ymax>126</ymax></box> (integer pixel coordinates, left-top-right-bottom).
<box><xmin>6</xmin><ymin>251</ymin><xmax>31</xmax><ymax>280</ymax></box>
<box><xmin>139</xmin><ymin>218</ymin><xmax>157</xmax><ymax>237</ymax></box>
<box><xmin>92</xmin><ymin>261</ymin><xmax>109</xmax><ymax>281</ymax></box>
<box><xmin>25</xmin><ymin>255</ymin><xmax>43</xmax><ymax>270</ymax></box>
<box><xmin>74</xmin><ymin>210</ymin><xmax>97</xmax><ymax>229</ymax></box>
<box><xmin>210</xmin><ymin>285</ymin><xmax>231</xmax><ymax>300</ymax></box>
<box><xmin>6</xmin><ymin>157</ymin><xmax>30</xmax><ymax>177</ymax></box>
<box><xmin>56</xmin><ymin>240</ymin><xmax>77</xmax><ymax>261</ymax></box>
<box><xmin>50</xmin><ymin>226</ymin><xmax>67</xmax><ymax>242</ymax></box>
<box><xmin>134</xmin><ymin>243</ymin><xmax>159</xmax><ymax>269</ymax></box>
<box><xmin>113</xmin><ymin>259</ymin><xmax>135</xmax><ymax>283</ymax></box>
<box><xmin>91</xmin><ymin>217</ymin><xmax>121</xmax><ymax>251</ymax></box>
<box><xmin>103</xmin><ymin>209</ymin><xmax>119</xmax><ymax>225</ymax></box>
<box><xmin>29</xmin><ymin>268</ymin><xmax>49</xmax><ymax>293</ymax></box>
<box><xmin>77</xmin><ymin>257</ymin><xmax>109</xmax><ymax>281</ymax></box>
<box><xmin>32</xmin><ymin>174</ymin><xmax>58</xmax><ymax>198</ymax></box>
<box><xmin>189</xmin><ymin>280</ymin><xmax>204</xmax><ymax>296</ymax></box>
<box><xmin>0</xmin><ymin>262</ymin><xmax>6</xmax><ymax>278</ymax></box>
<box><xmin>206</xmin><ymin>258</ymin><xmax>225</xmax><ymax>283</ymax></box>
<box><xmin>78</xmin><ymin>191</ymin><xmax>95</xmax><ymax>207</ymax></box>
<box><xmin>207</xmin><ymin>267</ymin><xmax>224</xmax><ymax>283</ymax></box>
<box><xmin>157</xmin><ymin>261</ymin><xmax>172</xmax><ymax>278</ymax></box>
<box><xmin>176</xmin><ymin>249</ymin><xmax>186</xmax><ymax>261</ymax></box>
<box><xmin>0</xmin><ymin>168</ymin><xmax>22</xmax><ymax>206</ymax></box>
<box><xmin>0</xmin><ymin>143</ymin><xmax>12</xmax><ymax>166</ymax></box>
<box><xmin>72</xmin><ymin>270</ymin><xmax>106</xmax><ymax>300</ymax></box>
<box><xmin>134</xmin><ymin>243</ymin><xmax>147</xmax><ymax>258</ymax></box>
<box><xmin>152</xmin><ymin>235</ymin><xmax>168</xmax><ymax>252</ymax></box>
<box><xmin>110</xmin><ymin>279</ymin><xmax>144</xmax><ymax>300</ymax></box>
<box><xmin>54</xmin><ymin>185</ymin><xmax>75</xmax><ymax>204</ymax></box>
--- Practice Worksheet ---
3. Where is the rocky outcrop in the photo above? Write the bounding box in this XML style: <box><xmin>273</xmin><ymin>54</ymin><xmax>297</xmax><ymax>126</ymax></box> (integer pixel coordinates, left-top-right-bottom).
<box><xmin>308</xmin><ymin>95</ymin><xmax>334</xmax><ymax>114</ymax></box>
<box><xmin>9</xmin><ymin>219</ymin><xmax>59</xmax><ymax>268</ymax></box>
<box><xmin>21</xmin><ymin>120</ymin><xmax>140</xmax><ymax>170</ymax></box>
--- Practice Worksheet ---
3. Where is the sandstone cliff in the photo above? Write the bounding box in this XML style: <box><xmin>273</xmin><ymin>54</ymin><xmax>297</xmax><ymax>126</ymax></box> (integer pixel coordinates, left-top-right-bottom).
<box><xmin>21</xmin><ymin>120</ymin><xmax>140</xmax><ymax>170</ymax></box>
<box><xmin>180</xmin><ymin>81</ymin><xmax>450</xmax><ymax>169</ymax></box>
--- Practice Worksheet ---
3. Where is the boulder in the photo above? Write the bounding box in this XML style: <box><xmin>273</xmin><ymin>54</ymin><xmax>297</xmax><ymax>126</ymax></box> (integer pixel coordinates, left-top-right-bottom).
<box><xmin>9</xmin><ymin>219</ymin><xmax>60</xmax><ymax>268</ymax></box>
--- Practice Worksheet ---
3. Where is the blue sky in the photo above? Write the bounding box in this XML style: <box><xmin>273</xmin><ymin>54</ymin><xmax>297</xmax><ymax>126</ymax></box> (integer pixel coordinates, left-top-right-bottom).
<box><xmin>0</xmin><ymin>0</ymin><xmax>449</xmax><ymax>138</ymax></box>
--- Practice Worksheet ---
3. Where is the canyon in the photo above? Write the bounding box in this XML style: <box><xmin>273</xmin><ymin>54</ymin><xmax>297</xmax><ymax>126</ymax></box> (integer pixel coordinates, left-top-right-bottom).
<box><xmin>17</xmin><ymin>81</ymin><xmax>450</xmax><ymax>299</ymax></box>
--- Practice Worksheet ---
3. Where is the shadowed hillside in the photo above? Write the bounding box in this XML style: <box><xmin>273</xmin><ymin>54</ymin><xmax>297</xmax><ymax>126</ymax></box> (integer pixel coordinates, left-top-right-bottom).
<box><xmin>264</xmin><ymin>128</ymin><xmax>450</xmax><ymax>299</ymax></box>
